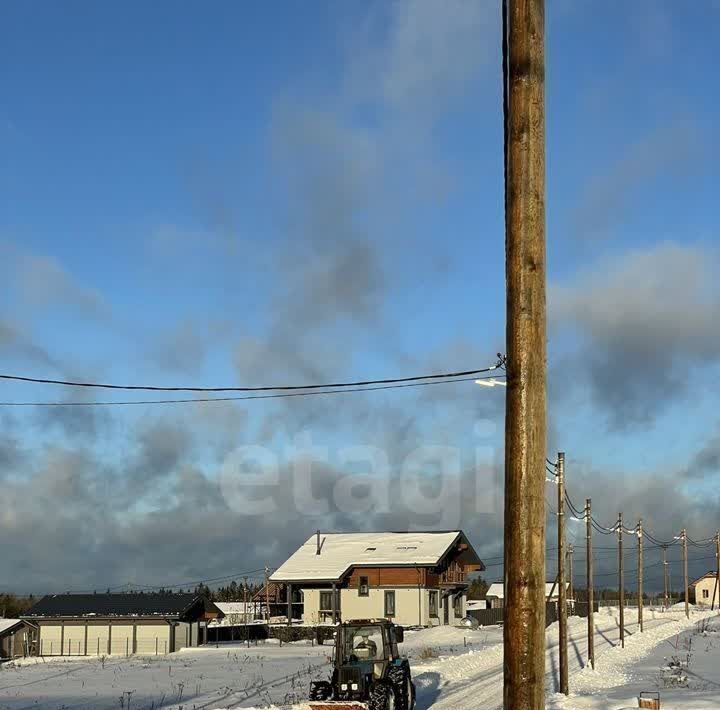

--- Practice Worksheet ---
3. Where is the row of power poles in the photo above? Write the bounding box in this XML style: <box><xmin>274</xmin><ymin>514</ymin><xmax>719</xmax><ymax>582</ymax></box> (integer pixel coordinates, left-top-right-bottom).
<box><xmin>551</xmin><ymin>450</ymin><xmax>720</xmax><ymax>697</ymax></box>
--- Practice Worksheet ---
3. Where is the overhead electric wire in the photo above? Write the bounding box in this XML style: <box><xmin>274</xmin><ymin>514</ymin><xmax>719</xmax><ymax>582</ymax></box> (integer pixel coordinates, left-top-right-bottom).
<box><xmin>0</xmin><ymin>359</ymin><xmax>505</xmax><ymax>393</ymax></box>
<box><xmin>0</xmin><ymin>374</ymin><xmax>506</xmax><ymax>407</ymax></box>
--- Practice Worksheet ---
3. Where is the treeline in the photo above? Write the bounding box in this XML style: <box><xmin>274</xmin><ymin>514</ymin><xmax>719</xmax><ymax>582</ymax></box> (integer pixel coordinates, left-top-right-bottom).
<box><xmin>0</xmin><ymin>593</ymin><xmax>36</xmax><ymax>618</ymax></box>
<box><xmin>193</xmin><ymin>581</ymin><xmax>262</xmax><ymax>602</ymax></box>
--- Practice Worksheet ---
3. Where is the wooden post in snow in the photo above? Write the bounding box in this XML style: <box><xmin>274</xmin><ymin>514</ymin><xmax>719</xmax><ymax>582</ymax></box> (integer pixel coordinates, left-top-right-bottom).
<box><xmin>586</xmin><ymin>498</ymin><xmax>595</xmax><ymax>670</ymax></box>
<box><xmin>618</xmin><ymin>513</ymin><xmax>625</xmax><ymax>648</ymax></box>
<box><xmin>557</xmin><ymin>452</ymin><xmax>568</xmax><ymax>695</ymax></box>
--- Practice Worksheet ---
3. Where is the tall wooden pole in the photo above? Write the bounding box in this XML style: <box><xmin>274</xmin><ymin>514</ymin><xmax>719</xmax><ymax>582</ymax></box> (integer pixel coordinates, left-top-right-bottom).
<box><xmin>714</xmin><ymin>532</ymin><xmax>720</xmax><ymax>612</ymax></box>
<box><xmin>618</xmin><ymin>513</ymin><xmax>624</xmax><ymax>648</ymax></box>
<box><xmin>637</xmin><ymin>519</ymin><xmax>643</xmax><ymax>632</ymax></box>
<box><xmin>557</xmin><ymin>452</ymin><xmax>568</xmax><ymax>695</ymax></box>
<box><xmin>585</xmin><ymin>499</ymin><xmax>594</xmax><ymax>670</ymax></box>
<box><xmin>503</xmin><ymin>0</ymin><xmax>547</xmax><ymax>707</ymax></box>
<box><xmin>567</xmin><ymin>544</ymin><xmax>574</xmax><ymax>602</ymax></box>
<box><xmin>662</xmin><ymin>546</ymin><xmax>669</xmax><ymax>611</ymax></box>
<box><xmin>682</xmin><ymin>529</ymin><xmax>689</xmax><ymax>619</ymax></box>
<box><xmin>265</xmin><ymin>567</ymin><xmax>270</xmax><ymax>623</ymax></box>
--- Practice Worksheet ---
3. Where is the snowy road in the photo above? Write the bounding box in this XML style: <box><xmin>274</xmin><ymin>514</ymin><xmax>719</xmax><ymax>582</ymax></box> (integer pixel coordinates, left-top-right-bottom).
<box><xmin>412</xmin><ymin>608</ymin><xmax>712</xmax><ymax>710</ymax></box>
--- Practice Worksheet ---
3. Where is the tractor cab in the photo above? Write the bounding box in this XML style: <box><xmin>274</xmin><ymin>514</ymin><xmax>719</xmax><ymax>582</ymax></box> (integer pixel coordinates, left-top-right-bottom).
<box><xmin>310</xmin><ymin>619</ymin><xmax>413</xmax><ymax>710</ymax></box>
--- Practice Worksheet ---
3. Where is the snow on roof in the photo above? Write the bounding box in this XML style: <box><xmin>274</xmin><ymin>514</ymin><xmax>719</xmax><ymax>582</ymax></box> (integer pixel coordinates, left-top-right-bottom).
<box><xmin>690</xmin><ymin>571</ymin><xmax>718</xmax><ymax>587</ymax></box>
<box><xmin>0</xmin><ymin>619</ymin><xmax>25</xmax><ymax>635</ymax></box>
<box><xmin>215</xmin><ymin>602</ymin><xmax>253</xmax><ymax>615</ymax></box>
<box><xmin>270</xmin><ymin>531</ymin><xmax>465</xmax><ymax>582</ymax></box>
<box><xmin>486</xmin><ymin>582</ymin><xmax>569</xmax><ymax>599</ymax></box>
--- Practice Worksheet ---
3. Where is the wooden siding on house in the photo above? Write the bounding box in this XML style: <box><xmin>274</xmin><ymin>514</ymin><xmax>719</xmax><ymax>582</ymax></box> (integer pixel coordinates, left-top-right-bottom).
<box><xmin>347</xmin><ymin>567</ymin><xmax>427</xmax><ymax>587</ymax></box>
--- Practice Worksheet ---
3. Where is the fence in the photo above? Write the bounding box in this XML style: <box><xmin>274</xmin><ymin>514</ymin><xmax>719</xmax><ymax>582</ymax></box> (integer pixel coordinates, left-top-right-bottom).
<box><xmin>39</xmin><ymin>637</ymin><xmax>170</xmax><ymax>656</ymax></box>
<box><xmin>468</xmin><ymin>601</ymin><xmax>598</xmax><ymax>628</ymax></box>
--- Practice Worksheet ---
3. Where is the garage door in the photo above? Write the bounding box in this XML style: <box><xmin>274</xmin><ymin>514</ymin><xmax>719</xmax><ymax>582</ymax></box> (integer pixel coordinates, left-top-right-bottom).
<box><xmin>109</xmin><ymin>625</ymin><xmax>134</xmax><ymax>655</ymax></box>
<box><xmin>39</xmin><ymin>625</ymin><xmax>62</xmax><ymax>656</ymax></box>
<box><xmin>63</xmin><ymin>625</ymin><xmax>86</xmax><ymax>655</ymax></box>
<box><xmin>135</xmin><ymin>624</ymin><xmax>170</xmax><ymax>655</ymax></box>
<box><xmin>87</xmin><ymin>624</ymin><xmax>110</xmax><ymax>656</ymax></box>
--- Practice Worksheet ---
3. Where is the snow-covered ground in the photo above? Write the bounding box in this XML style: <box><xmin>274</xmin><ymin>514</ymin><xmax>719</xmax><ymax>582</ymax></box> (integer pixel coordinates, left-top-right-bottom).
<box><xmin>1</xmin><ymin>608</ymin><xmax>718</xmax><ymax>709</ymax></box>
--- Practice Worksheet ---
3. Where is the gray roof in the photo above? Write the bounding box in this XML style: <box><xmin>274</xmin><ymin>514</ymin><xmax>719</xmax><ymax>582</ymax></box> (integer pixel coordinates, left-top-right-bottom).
<box><xmin>23</xmin><ymin>593</ymin><xmax>207</xmax><ymax>619</ymax></box>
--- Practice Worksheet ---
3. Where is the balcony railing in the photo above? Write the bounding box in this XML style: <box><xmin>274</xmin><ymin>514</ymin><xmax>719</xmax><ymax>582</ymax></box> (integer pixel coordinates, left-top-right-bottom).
<box><xmin>439</xmin><ymin>569</ymin><xmax>467</xmax><ymax>584</ymax></box>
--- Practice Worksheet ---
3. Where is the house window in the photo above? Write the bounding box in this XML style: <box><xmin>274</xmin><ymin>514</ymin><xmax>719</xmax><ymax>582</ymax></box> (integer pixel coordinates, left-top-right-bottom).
<box><xmin>453</xmin><ymin>593</ymin><xmax>463</xmax><ymax>618</ymax></box>
<box><xmin>359</xmin><ymin>576</ymin><xmax>369</xmax><ymax>597</ymax></box>
<box><xmin>384</xmin><ymin>590</ymin><xmax>396</xmax><ymax>617</ymax></box>
<box><xmin>703</xmin><ymin>589</ymin><xmax>710</xmax><ymax>599</ymax></box>
<box><xmin>429</xmin><ymin>590</ymin><xmax>439</xmax><ymax>618</ymax></box>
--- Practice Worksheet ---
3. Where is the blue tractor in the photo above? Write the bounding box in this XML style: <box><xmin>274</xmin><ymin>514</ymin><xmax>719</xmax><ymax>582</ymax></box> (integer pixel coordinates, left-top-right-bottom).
<box><xmin>309</xmin><ymin>619</ymin><xmax>415</xmax><ymax>710</ymax></box>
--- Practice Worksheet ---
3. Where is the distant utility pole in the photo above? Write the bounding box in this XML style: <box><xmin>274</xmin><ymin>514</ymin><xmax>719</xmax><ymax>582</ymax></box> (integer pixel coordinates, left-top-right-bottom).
<box><xmin>637</xmin><ymin>519</ymin><xmax>643</xmax><ymax>632</ymax></box>
<box><xmin>618</xmin><ymin>513</ymin><xmax>625</xmax><ymax>648</ymax></box>
<box><xmin>557</xmin><ymin>452</ymin><xmax>568</xmax><ymax>696</ymax></box>
<box><xmin>265</xmin><ymin>567</ymin><xmax>270</xmax><ymax>623</ymax></box>
<box><xmin>502</xmin><ymin>0</ymin><xmax>547</xmax><ymax>707</ymax></box>
<box><xmin>662</xmin><ymin>545</ymin><xmax>669</xmax><ymax>611</ymax></box>
<box><xmin>585</xmin><ymin>499</ymin><xmax>595</xmax><ymax>670</ymax></box>
<box><xmin>713</xmin><ymin>531</ymin><xmax>720</xmax><ymax>612</ymax></box>
<box><xmin>682</xmin><ymin>529</ymin><xmax>689</xmax><ymax>619</ymax></box>
<box><xmin>567</xmin><ymin>544</ymin><xmax>574</xmax><ymax>602</ymax></box>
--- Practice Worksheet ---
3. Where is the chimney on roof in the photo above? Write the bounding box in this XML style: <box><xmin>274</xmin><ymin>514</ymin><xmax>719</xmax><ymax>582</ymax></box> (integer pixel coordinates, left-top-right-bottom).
<box><xmin>316</xmin><ymin>529</ymin><xmax>321</xmax><ymax>555</ymax></box>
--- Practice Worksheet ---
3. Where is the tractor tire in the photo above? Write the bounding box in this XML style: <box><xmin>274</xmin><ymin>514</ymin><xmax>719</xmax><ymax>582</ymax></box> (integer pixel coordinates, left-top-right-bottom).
<box><xmin>387</xmin><ymin>666</ymin><xmax>413</xmax><ymax>710</ymax></box>
<box><xmin>369</xmin><ymin>681</ymin><xmax>398</xmax><ymax>710</ymax></box>
<box><xmin>309</xmin><ymin>680</ymin><xmax>333</xmax><ymax>701</ymax></box>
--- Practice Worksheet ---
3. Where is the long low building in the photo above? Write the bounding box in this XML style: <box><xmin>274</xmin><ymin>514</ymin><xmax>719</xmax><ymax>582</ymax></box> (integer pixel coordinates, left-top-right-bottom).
<box><xmin>22</xmin><ymin>593</ymin><xmax>218</xmax><ymax>656</ymax></box>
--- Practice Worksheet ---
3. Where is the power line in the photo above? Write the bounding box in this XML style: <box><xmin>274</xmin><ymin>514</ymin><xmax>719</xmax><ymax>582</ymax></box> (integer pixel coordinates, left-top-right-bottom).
<box><xmin>0</xmin><ymin>358</ymin><xmax>505</xmax><ymax>394</ymax></box>
<box><xmin>63</xmin><ymin>567</ymin><xmax>272</xmax><ymax>594</ymax></box>
<box><xmin>0</xmin><ymin>374</ymin><xmax>506</xmax><ymax>407</ymax></box>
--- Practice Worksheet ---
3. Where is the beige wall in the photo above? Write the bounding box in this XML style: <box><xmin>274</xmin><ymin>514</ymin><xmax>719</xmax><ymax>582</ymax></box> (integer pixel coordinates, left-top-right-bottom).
<box><xmin>87</xmin><ymin>624</ymin><xmax>109</xmax><ymax>655</ymax></box>
<box><xmin>39</xmin><ymin>624</ymin><xmax>62</xmax><ymax>655</ymax></box>
<box><xmin>110</xmin><ymin>625</ymin><xmax>134</xmax><ymax>655</ymax></box>
<box><xmin>693</xmin><ymin>577</ymin><xmax>719</xmax><ymax>606</ymax></box>
<box><xmin>301</xmin><ymin>587</ymin><xmax>466</xmax><ymax>627</ymax></box>
<box><xmin>136</xmin><ymin>623</ymin><xmax>170</xmax><ymax>655</ymax></box>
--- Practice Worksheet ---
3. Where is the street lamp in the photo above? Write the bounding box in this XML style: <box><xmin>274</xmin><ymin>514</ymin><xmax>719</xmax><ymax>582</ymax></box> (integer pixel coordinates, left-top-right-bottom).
<box><xmin>475</xmin><ymin>378</ymin><xmax>507</xmax><ymax>387</ymax></box>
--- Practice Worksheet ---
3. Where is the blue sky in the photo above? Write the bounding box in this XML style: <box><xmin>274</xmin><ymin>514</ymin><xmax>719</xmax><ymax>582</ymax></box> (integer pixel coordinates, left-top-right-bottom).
<box><xmin>1</xmin><ymin>1</ymin><xmax>719</xmax><ymax>593</ymax></box>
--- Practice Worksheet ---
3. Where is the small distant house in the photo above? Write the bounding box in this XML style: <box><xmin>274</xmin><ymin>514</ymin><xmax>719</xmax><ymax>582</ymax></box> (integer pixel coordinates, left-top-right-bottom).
<box><xmin>485</xmin><ymin>581</ymin><xmax>570</xmax><ymax>609</ymax></box>
<box><xmin>270</xmin><ymin>530</ymin><xmax>484</xmax><ymax>627</ymax></box>
<box><xmin>689</xmin><ymin>572</ymin><xmax>719</xmax><ymax>606</ymax></box>
<box><xmin>0</xmin><ymin>619</ymin><xmax>35</xmax><ymax>660</ymax></box>
<box><xmin>213</xmin><ymin>602</ymin><xmax>254</xmax><ymax>625</ymax></box>
<box><xmin>22</xmin><ymin>593</ymin><xmax>219</xmax><ymax>656</ymax></box>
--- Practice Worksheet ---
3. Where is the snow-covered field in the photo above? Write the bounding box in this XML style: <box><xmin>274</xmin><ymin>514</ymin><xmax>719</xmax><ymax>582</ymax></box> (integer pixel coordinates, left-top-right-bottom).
<box><xmin>1</xmin><ymin>608</ymin><xmax>718</xmax><ymax>709</ymax></box>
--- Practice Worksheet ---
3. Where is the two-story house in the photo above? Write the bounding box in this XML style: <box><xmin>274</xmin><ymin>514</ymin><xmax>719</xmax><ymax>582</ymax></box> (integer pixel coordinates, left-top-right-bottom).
<box><xmin>270</xmin><ymin>530</ymin><xmax>483</xmax><ymax>626</ymax></box>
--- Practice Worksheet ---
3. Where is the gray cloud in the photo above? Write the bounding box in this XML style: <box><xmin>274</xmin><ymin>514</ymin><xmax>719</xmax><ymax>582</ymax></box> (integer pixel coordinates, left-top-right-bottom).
<box><xmin>3</xmin><ymin>244</ymin><xmax>111</xmax><ymax>322</ymax></box>
<box><xmin>684</xmin><ymin>431</ymin><xmax>720</xmax><ymax>480</ymax></box>
<box><xmin>550</xmin><ymin>242</ymin><xmax>720</xmax><ymax>428</ymax></box>
<box><xmin>0</xmin><ymin>319</ymin><xmax>58</xmax><ymax>370</ymax></box>
<box><xmin>571</xmin><ymin>119</ymin><xmax>702</xmax><ymax>239</ymax></box>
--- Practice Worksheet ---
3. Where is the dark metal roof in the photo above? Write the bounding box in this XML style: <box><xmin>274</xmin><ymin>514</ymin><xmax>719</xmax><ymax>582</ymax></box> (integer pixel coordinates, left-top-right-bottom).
<box><xmin>22</xmin><ymin>593</ymin><xmax>204</xmax><ymax>618</ymax></box>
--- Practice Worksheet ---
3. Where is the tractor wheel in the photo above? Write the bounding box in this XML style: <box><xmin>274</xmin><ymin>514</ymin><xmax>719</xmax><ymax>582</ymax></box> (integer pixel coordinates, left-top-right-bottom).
<box><xmin>309</xmin><ymin>680</ymin><xmax>333</xmax><ymax>701</ymax></box>
<box><xmin>387</xmin><ymin>666</ymin><xmax>412</xmax><ymax>710</ymax></box>
<box><xmin>369</xmin><ymin>681</ymin><xmax>398</xmax><ymax>710</ymax></box>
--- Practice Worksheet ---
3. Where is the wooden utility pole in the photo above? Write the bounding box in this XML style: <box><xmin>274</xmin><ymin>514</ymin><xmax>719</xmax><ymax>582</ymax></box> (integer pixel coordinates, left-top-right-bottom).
<box><xmin>557</xmin><ymin>452</ymin><xmax>568</xmax><ymax>695</ymax></box>
<box><xmin>682</xmin><ymin>529</ymin><xmax>689</xmax><ymax>619</ymax></box>
<box><xmin>265</xmin><ymin>567</ymin><xmax>270</xmax><ymax>623</ymax></box>
<box><xmin>585</xmin><ymin>499</ymin><xmax>595</xmax><ymax>670</ymax></box>
<box><xmin>567</xmin><ymin>544</ymin><xmax>574</xmax><ymax>602</ymax></box>
<box><xmin>618</xmin><ymin>513</ymin><xmax>625</xmax><ymax>648</ymax></box>
<box><xmin>713</xmin><ymin>532</ymin><xmax>720</xmax><ymax>612</ymax></box>
<box><xmin>502</xmin><ymin>0</ymin><xmax>547</xmax><ymax>707</ymax></box>
<box><xmin>662</xmin><ymin>545</ymin><xmax>669</xmax><ymax>611</ymax></box>
<box><xmin>637</xmin><ymin>519</ymin><xmax>643</xmax><ymax>632</ymax></box>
